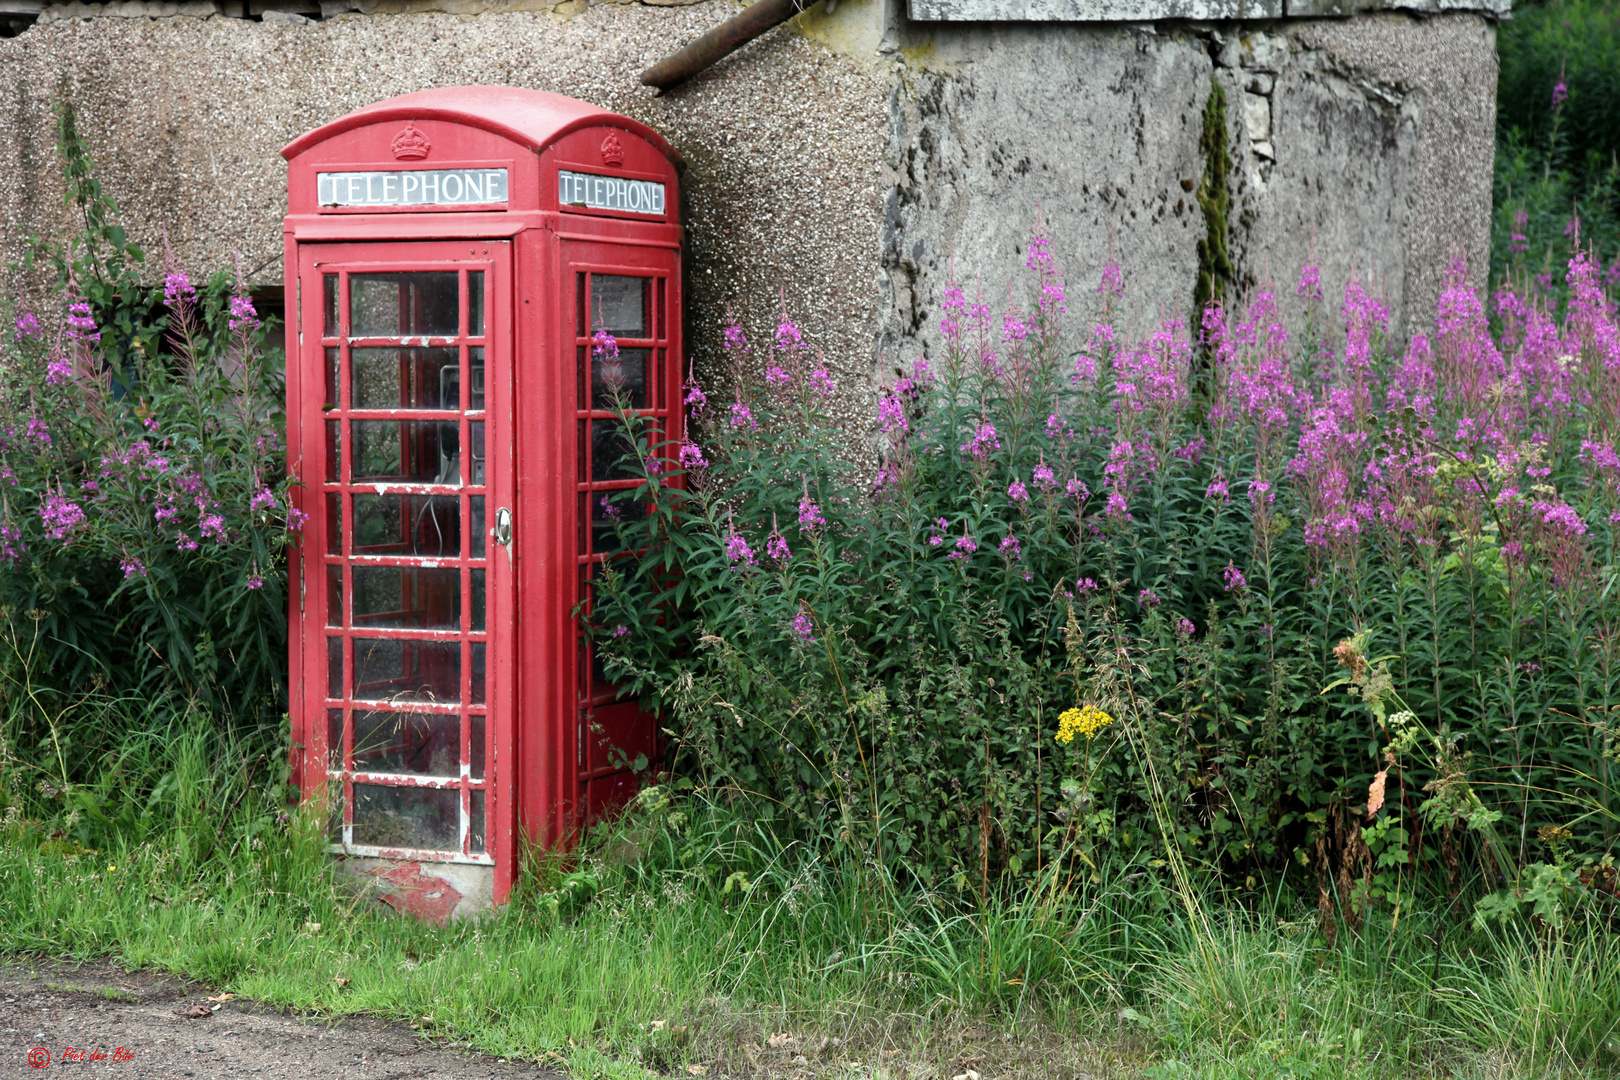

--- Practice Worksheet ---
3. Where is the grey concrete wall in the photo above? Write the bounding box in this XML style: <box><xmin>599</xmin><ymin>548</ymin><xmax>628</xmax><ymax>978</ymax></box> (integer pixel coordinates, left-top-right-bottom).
<box><xmin>878</xmin><ymin>11</ymin><xmax>1497</xmax><ymax>370</ymax></box>
<box><xmin>0</xmin><ymin>0</ymin><xmax>1497</xmax><ymax>422</ymax></box>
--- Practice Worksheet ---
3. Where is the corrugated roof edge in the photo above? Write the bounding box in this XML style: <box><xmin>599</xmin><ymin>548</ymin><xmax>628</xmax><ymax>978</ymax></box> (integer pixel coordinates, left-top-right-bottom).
<box><xmin>281</xmin><ymin>85</ymin><xmax>681</xmax><ymax>166</ymax></box>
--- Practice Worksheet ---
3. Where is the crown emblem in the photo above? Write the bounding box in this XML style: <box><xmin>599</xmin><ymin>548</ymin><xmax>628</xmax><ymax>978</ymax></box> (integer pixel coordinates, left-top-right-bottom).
<box><xmin>600</xmin><ymin>131</ymin><xmax>624</xmax><ymax>167</ymax></box>
<box><xmin>390</xmin><ymin>123</ymin><xmax>431</xmax><ymax>160</ymax></box>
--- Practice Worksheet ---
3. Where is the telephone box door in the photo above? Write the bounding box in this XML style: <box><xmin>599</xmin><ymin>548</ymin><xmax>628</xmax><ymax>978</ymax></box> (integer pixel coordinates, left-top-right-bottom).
<box><xmin>293</xmin><ymin>240</ymin><xmax>516</xmax><ymax>893</ymax></box>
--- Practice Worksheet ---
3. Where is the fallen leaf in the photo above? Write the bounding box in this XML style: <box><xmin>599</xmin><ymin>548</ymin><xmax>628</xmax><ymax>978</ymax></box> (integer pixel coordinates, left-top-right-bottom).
<box><xmin>791</xmin><ymin>1055</ymin><xmax>808</xmax><ymax>1067</ymax></box>
<box><xmin>951</xmin><ymin>1071</ymin><xmax>981</xmax><ymax>1080</ymax></box>
<box><xmin>334</xmin><ymin>978</ymin><xmax>350</xmax><ymax>988</ymax></box>
<box><xmin>649</xmin><ymin>1020</ymin><xmax>667</xmax><ymax>1032</ymax></box>
<box><xmin>178</xmin><ymin>1004</ymin><xmax>212</xmax><ymax>1019</ymax></box>
<box><xmin>1367</xmin><ymin>769</ymin><xmax>1389</xmax><ymax>820</ymax></box>
<box><xmin>206</xmin><ymin>993</ymin><xmax>236</xmax><ymax>1002</ymax></box>
<box><xmin>686</xmin><ymin>1066</ymin><xmax>707</xmax><ymax>1076</ymax></box>
<box><xmin>767</xmin><ymin>1033</ymin><xmax>796</xmax><ymax>1048</ymax></box>
<box><xmin>303</xmin><ymin>921</ymin><xmax>322</xmax><ymax>934</ymax></box>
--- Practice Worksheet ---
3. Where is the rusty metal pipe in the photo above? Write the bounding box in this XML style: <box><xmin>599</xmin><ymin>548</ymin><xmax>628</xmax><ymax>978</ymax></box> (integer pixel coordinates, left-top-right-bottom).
<box><xmin>639</xmin><ymin>0</ymin><xmax>813</xmax><ymax>93</ymax></box>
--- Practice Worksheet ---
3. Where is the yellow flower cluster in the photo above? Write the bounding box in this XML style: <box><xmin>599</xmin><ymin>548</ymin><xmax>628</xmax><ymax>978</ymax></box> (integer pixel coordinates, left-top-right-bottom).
<box><xmin>1056</xmin><ymin>704</ymin><xmax>1115</xmax><ymax>745</ymax></box>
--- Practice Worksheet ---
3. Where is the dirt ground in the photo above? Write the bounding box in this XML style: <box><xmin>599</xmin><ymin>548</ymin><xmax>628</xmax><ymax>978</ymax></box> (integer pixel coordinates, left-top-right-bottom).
<box><xmin>0</xmin><ymin>961</ymin><xmax>562</xmax><ymax>1079</ymax></box>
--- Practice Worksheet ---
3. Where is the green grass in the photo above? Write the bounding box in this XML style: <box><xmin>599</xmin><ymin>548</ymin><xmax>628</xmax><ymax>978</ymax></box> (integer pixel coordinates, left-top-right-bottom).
<box><xmin>2</xmin><ymin>703</ymin><xmax>1617</xmax><ymax>1080</ymax></box>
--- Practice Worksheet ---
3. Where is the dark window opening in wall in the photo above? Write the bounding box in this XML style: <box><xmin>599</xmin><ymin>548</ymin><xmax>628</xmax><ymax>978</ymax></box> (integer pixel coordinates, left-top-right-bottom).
<box><xmin>0</xmin><ymin>2</ymin><xmax>41</xmax><ymax>37</ymax></box>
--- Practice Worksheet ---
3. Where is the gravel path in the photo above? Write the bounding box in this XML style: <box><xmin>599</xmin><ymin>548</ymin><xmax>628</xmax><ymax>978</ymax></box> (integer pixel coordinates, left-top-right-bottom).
<box><xmin>0</xmin><ymin>962</ymin><xmax>561</xmax><ymax>1079</ymax></box>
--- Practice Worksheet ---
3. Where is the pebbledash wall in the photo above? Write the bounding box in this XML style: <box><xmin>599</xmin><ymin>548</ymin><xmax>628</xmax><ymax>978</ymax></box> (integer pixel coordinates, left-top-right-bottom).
<box><xmin>0</xmin><ymin>0</ymin><xmax>1502</xmax><ymax>426</ymax></box>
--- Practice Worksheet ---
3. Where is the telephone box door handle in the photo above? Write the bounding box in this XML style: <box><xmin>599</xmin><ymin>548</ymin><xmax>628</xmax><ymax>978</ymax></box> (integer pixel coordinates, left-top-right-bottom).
<box><xmin>494</xmin><ymin>507</ymin><xmax>513</xmax><ymax>548</ymax></box>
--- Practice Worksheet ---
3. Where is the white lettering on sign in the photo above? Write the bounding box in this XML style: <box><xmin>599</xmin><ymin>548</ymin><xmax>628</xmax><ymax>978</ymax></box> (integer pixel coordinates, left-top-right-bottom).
<box><xmin>558</xmin><ymin>170</ymin><xmax>666</xmax><ymax>216</ymax></box>
<box><xmin>317</xmin><ymin>169</ymin><xmax>509</xmax><ymax>207</ymax></box>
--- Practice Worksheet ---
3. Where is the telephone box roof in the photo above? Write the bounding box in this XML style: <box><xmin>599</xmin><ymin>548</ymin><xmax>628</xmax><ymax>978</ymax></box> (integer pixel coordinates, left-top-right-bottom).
<box><xmin>281</xmin><ymin>86</ymin><xmax>680</xmax><ymax>165</ymax></box>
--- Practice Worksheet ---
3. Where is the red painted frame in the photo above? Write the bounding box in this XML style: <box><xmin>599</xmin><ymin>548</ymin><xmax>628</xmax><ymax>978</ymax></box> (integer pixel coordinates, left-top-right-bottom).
<box><xmin>284</xmin><ymin>88</ymin><xmax>683</xmax><ymax>906</ymax></box>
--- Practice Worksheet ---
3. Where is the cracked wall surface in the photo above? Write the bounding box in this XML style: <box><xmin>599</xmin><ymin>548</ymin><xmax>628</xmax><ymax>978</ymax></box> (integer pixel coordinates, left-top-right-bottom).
<box><xmin>0</xmin><ymin>1</ymin><xmax>1495</xmax><ymax>426</ymax></box>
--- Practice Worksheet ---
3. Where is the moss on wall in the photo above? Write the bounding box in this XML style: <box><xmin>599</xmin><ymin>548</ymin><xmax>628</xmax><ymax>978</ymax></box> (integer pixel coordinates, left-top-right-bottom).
<box><xmin>1192</xmin><ymin>77</ymin><xmax>1231</xmax><ymax>322</ymax></box>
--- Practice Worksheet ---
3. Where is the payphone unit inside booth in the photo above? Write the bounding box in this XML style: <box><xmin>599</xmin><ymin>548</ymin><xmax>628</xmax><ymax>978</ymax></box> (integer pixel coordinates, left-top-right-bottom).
<box><xmin>282</xmin><ymin>87</ymin><xmax>682</xmax><ymax>913</ymax></box>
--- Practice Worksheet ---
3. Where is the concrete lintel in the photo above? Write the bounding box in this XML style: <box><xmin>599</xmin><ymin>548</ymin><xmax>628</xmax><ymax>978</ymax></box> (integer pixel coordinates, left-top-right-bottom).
<box><xmin>910</xmin><ymin>0</ymin><xmax>1506</xmax><ymax>18</ymax></box>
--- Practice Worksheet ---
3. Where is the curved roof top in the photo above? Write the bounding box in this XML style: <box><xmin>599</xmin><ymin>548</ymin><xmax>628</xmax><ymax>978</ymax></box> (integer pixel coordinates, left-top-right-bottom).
<box><xmin>282</xmin><ymin>86</ymin><xmax>679</xmax><ymax>164</ymax></box>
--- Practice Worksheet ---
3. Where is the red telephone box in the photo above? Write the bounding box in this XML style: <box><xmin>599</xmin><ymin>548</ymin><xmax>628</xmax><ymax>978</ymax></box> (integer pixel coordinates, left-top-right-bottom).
<box><xmin>282</xmin><ymin>87</ymin><xmax>681</xmax><ymax>913</ymax></box>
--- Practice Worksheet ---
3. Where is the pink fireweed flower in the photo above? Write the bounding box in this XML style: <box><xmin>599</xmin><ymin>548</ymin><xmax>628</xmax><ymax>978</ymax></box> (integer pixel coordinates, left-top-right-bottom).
<box><xmin>1001</xmin><ymin>307</ymin><xmax>1029</xmax><ymax>344</ymax></box>
<box><xmin>120</xmin><ymin>555</ymin><xmax>146</xmax><ymax>579</ymax></box>
<box><xmin>1206</xmin><ymin>474</ymin><xmax>1230</xmax><ymax>502</ymax></box>
<box><xmin>928</xmin><ymin>517</ymin><xmax>947</xmax><ymax>546</ymax></box>
<box><xmin>1076</xmin><ymin>578</ymin><xmax>1099</xmax><ymax>593</ymax></box>
<box><xmin>26</xmin><ymin>418</ymin><xmax>49</xmax><ymax>446</ymax></box>
<box><xmin>15</xmin><ymin>313</ymin><xmax>42</xmax><ymax>339</ymax></box>
<box><xmin>164</xmin><ymin>270</ymin><xmax>196</xmax><ymax>308</ymax></box>
<box><xmin>1045</xmin><ymin>413</ymin><xmax>1071</xmax><ymax>440</ymax></box>
<box><xmin>1026</xmin><ymin>231</ymin><xmax>1055</xmax><ymax>277</ymax></box>
<box><xmin>1177</xmin><ymin>617</ymin><xmax>1196</xmax><ymax>637</ymax></box>
<box><xmin>41</xmin><ymin>494</ymin><xmax>85</xmax><ymax>541</ymax></box>
<box><xmin>939</xmin><ymin>281</ymin><xmax>966</xmax><ymax>342</ymax></box>
<box><xmin>1551</xmin><ymin>80</ymin><xmax>1568</xmax><ymax>111</ymax></box>
<box><xmin>730</xmin><ymin>401</ymin><xmax>758</xmax><ymax>431</ymax></box>
<box><xmin>1223</xmin><ymin>562</ymin><xmax>1248</xmax><ymax>592</ymax></box>
<box><xmin>45</xmin><ymin>356</ymin><xmax>73</xmax><ymax>386</ymax></box>
<box><xmin>1580</xmin><ymin>440</ymin><xmax>1620</xmax><ymax>475</ymax></box>
<box><xmin>1039</xmin><ymin>280</ymin><xmax>1067</xmax><ymax>317</ymax></box>
<box><xmin>1174</xmin><ymin>437</ymin><xmax>1206</xmax><ymax>464</ymax></box>
<box><xmin>684</xmin><ymin>377</ymin><xmax>708</xmax><ymax>413</ymax></box>
<box><xmin>1008</xmin><ymin>479</ymin><xmax>1029</xmax><ymax>504</ymax></box>
<box><xmin>960</xmin><ymin>422</ymin><xmax>1000</xmax><ymax>460</ymax></box>
<box><xmin>726</xmin><ymin>531</ymin><xmax>757</xmax><ymax>568</ymax></box>
<box><xmin>999</xmin><ymin>534</ymin><xmax>1022</xmax><ymax>560</ymax></box>
<box><xmin>286</xmin><ymin>507</ymin><xmax>309</xmax><ymax>532</ymax></box>
<box><xmin>679</xmin><ymin>442</ymin><xmax>708</xmax><ymax>470</ymax></box>
<box><xmin>766</xmin><ymin>517</ymin><xmax>792</xmax><ymax>561</ymax></box>
<box><xmin>878</xmin><ymin>393</ymin><xmax>907</xmax><ymax>434</ymax></box>
<box><xmin>1297</xmin><ymin>265</ymin><xmax>1323</xmax><ymax>303</ymax></box>
<box><xmin>765</xmin><ymin>364</ymin><xmax>791</xmax><ymax>388</ymax></box>
<box><xmin>1066</xmin><ymin>478</ymin><xmax>1090</xmax><ymax>501</ymax></box>
<box><xmin>598</xmin><ymin>495</ymin><xmax>621</xmax><ymax>521</ymax></box>
<box><xmin>0</xmin><ymin>524</ymin><xmax>23</xmax><ymax>561</ymax></box>
<box><xmin>250</xmin><ymin>487</ymin><xmax>278</xmax><ymax>512</ymax></box>
<box><xmin>798</xmin><ymin>492</ymin><xmax>826</xmax><ymax>532</ymax></box>
<box><xmin>228</xmin><ymin>291</ymin><xmax>259</xmax><ymax>332</ymax></box>
<box><xmin>1098</xmin><ymin>261</ymin><xmax>1124</xmax><ymax>301</ymax></box>
<box><xmin>66</xmin><ymin>298</ymin><xmax>100</xmax><ymax>343</ymax></box>
<box><xmin>176</xmin><ymin>532</ymin><xmax>200</xmax><ymax>552</ymax></box>
<box><xmin>1105</xmin><ymin>491</ymin><xmax>1131</xmax><ymax>521</ymax></box>
<box><xmin>1033</xmin><ymin>462</ymin><xmax>1056</xmax><ymax>491</ymax></box>
<box><xmin>611</xmin><ymin>624</ymin><xmax>630</xmax><ymax>638</ymax></box>
<box><xmin>947</xmin><ymin>534</ymin><xmax>979</xmax><ymax>562</ymax></box>
<box><xmin>810</xmin><ymin>366</ymin><xmax>836</xmax><ymax>396</ymax></box>
<box><xmin>199</xmin><ymin>513</ymin><xmax>226</xmax><ymax>541</ymax></box>
<box><xmin>1137</xmin><ymin>588</ymin><xmax>1161</xmax><ymax>608</ymax></box>
<box><xmin>245</xmin><ymin>574</ymin><xmax>264</xmax><ymax>590</ymax></box>
<box><xmin>723</xmin><ymin>321</ymin><xmax>748</xmax><ymax>355</ymax></box>
<box><xmin>790</xmin><ymin>610</ymin><xmax>815</xmax><ymax>644</ymax></box>
<box><xmin>775</xmin><ymin>315</ymin><xmax>806</xmax><ymax>352</ymax></box>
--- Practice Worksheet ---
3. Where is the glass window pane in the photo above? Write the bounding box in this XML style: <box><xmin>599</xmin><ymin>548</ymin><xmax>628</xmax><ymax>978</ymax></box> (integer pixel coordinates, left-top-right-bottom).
<box><xmin>352</xmin><ymin>710</ymin><xmax>461</xmax><ymax>776</ymax></box>
<box><xmin>469</xmin><ymin>421</ymin><xmax>484</xmax><ymax>485</ymax></box>
<box><xmin>470</xmin><ymin>789</ymin><xmax>485</xmax><ymax>853</ymax></box>
<box><xmin>575</xmin><ymin>272</ymin><xmax>586</xmax><ymax>338</ymax></box>
<box><xmin>352</xmin><ymin>493</ymin><xmax>461</xmax><ymax>558</ymax></box>
<box><xmin>470</xmin><ymin>497</ymin><xmax>485</xmax><ymax>558</ymax></box>
<box><xmin>471</xmin><ymin>642</ymin><xmax>486</xmax><ymax>706</ymax></box>
<box><xmin>656</xmin><ymin>277</ymin><xmax>666</xmax><ymax>340</ymax></box>
<box><xmin>325</xmin><ymin>346</ymin><xmax>339</xmax><ymax>408</ymax></box>
<box><xmin>470</xmin><ymin>715</ymin><xmax>485</xmax><ymax>780</ymax></box>
<box><xmin>328</xmin><ymin>637</ymin><xmax>342</xmax><ymax>700</ymax></box>
<box><xmin>327</xmin><ymin>708</ymin><xmax>344</xmax><ymax>771</ymax></box>
<box><xmin>470</xmin><ymin>569</ymin><xmax>485</xmax><ymax>633</ymax></box>
<box><xmin>592</xmin><ymin>347</ymin><xmax>647</xmax><ymax>410</ymax></box>
<box><xmin>349</xmin><ymin>272</ymin><xmax>459</xmax><ymax>338</ymax></box>
<box><xmin>326</xmin><ymin>564</ymin><xmax>343</xmax><ymax>627</ymax></box>
<box><xmin>351</xmin><ymin>420</ymin><xmax>459</xmax><ymax>485</ymax></box>
<box><xmin>590</xmin><ymin>275</ymin><xmax>648</xmax><ymax>338</ymax></box>
<box><xmin>352</xmin><ymin>782</ymin><xmax>459</xmax><ymax>851</ymax></box>
<box><xmin>351</xmin><ymin>347</ymin><xmax>459</xmax><ymax>411</ymax></box>
<box><xmin>592</xmin><ymin>422</ymin><xmax>640</xmax><ymax>482</ymax></box>
<box><xmin>352</xmin><ymin>566</ymin><xmax>460</xmax><ymax>630</ymax></box>
<box><xmin>469</xmin><ymin>272</ymin><xmax>485</xmax><ymax>338</ymax></box>
<box><xmin>352</xmin><ymin>637</ymin><xmax>462</xmax><ymax>704</ymax></box>
<box><xmin>323</xmin><ymin>274</ymin><xmax>339</xmax><ymax>338</ymax></box>
<box><xmin>592</xmin><ymin>491</ymin><xmax>645</xmax><ymax>554</ymax></box>
<box><xmin>469</xmin><ymin>348</ymin><xmax>485</xmax><ymax>410</ymax></box>
<box><xmin>325</xmin><ymin>420</ymin><xmax>341</xmax><ymax>483</ymax></box>
<box><xmin>325</xmin><ymin>493</ymin><xmax>342</xmax><ymax>556</ymax></box>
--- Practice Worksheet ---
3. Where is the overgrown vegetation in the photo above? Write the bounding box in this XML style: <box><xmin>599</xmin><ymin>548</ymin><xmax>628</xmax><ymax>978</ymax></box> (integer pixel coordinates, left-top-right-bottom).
<box><xmin>2</xmin><ymin>73</ymin><xmax>1619</xmax><ymax>1080</ymax></box>
<box><xmin>1491</xmin><ymin>0</ymin><xmax>1620</xmax><ymax>296</ymax></box>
